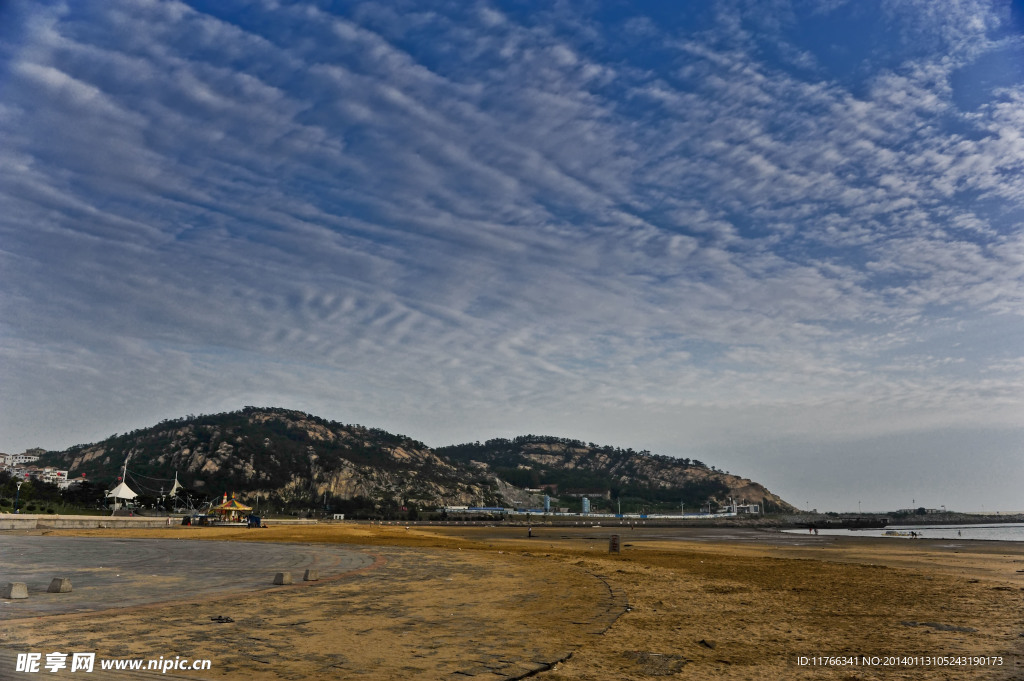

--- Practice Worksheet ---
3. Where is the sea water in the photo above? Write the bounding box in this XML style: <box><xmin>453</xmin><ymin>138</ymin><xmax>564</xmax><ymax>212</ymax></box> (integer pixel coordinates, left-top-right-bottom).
<box><xmin>784</xmin><ymin>522</ymin><xmax>1024</xmax><ymax>542</ymax></box>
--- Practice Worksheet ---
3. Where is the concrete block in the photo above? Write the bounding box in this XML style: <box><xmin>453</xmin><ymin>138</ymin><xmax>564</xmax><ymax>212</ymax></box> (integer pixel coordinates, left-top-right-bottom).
<box><xmin>273</xmin><ymin>572</ymin><xmax>292</xmax><ymax>585</ymax></box>
<box><xmin>47</xmin><ymin>577</ymin><xmax>72</xmax><ymax>593</ymax></box>
<box><xmin>2</xmin><ymin>582</ymin><xmax>28</xmax><ymax>599</ymax></box>
<box><xmin>303</xmin><ymin>569</ymin><xmax>319</xmax><ymax>582</ymax></box>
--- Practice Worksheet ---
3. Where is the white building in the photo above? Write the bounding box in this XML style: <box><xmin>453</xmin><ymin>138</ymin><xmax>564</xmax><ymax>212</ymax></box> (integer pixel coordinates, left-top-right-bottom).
<box><xmin>40</xmin><ymin>467</ymin><xmax>68</xmax><ymax>485</ymax></box>
<box><xmin>7</xmin><ymin>452</ymin><xmax>41</xmax><ymax>466</ymax></box>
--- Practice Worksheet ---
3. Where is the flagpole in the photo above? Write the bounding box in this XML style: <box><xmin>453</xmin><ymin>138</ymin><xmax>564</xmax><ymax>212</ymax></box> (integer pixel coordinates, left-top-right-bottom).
<box><xmin>111</xmin><ymin>453</ymin><xmax>132</xmax><ymax>516</ymax></box>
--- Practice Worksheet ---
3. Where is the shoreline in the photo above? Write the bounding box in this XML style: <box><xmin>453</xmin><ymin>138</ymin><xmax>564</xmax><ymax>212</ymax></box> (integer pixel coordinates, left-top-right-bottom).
<box><xmin>3</xmin><ymin>510</ymin><xmax>1021</xmax><ymax>533</ymax></box>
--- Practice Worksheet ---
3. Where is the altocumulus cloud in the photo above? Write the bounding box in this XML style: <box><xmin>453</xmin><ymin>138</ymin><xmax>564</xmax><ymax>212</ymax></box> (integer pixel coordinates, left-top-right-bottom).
<box><xmin>1</xmin><ymin>0</ymin><xmax>1023</xmax><ymax>510</ymax></box>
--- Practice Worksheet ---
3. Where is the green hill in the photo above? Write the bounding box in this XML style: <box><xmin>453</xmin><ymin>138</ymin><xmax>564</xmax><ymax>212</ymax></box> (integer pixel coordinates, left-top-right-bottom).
<box><xmin>35</xmin><ymin>407</ymin><xmax>796</xmax><ymax>516</ymax></box>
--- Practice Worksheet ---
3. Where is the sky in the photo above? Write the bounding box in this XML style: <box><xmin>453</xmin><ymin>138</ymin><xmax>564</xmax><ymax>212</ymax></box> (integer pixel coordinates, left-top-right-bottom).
<box><xmin>2</xmin><ymin>0</ymin><xmax>1023</xmax><ymax>513</ymax></box>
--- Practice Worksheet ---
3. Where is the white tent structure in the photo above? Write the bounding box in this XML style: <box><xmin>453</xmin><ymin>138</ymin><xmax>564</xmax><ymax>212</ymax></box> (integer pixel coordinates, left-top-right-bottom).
<box><xmin>167</xmin><ymin>472</ymin><xmax>187</xmax><ymax>512</ymax></box>
<box><xmin>106</xmin><ymin>480</ymin><xmax>138</xmax><ymax>512</ymax></box>
<box><xmin>168</xmin><ymin>473</ymin><xmax>183</xmax><ymax>497</ymax></box>
<box><xmin>105</xmin><ymin>453</ymin><xmax>139</xmax><ymax>514</ymax></box>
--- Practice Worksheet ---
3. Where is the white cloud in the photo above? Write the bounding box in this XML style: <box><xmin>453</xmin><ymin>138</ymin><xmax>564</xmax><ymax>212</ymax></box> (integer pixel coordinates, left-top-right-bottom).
<box><xmin>1</xmin><ymin>0</ymin><xmax>1022</xmax><ymax>508</ymax></box>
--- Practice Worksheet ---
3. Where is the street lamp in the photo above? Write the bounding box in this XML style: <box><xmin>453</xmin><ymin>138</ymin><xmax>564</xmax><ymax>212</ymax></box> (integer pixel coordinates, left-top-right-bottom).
<box><xmin>14</xmin><ymin>481</ymin><xmax>23</xmax><ymax>513</ymax></box>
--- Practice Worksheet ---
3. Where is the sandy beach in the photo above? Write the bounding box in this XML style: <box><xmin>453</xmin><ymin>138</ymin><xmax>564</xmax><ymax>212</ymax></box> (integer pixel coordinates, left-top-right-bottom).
<box><xmin>1</xmin><ymin>523</ymin><xmax>1021</xmax><ymax>680</ymax></box>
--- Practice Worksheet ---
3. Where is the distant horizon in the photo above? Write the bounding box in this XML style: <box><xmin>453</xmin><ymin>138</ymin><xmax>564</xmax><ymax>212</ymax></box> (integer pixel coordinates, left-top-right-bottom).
<box><xmin>2</xmin><ymin>403</ymin><xmax>1020</xmax><ymax>516</ymax></box>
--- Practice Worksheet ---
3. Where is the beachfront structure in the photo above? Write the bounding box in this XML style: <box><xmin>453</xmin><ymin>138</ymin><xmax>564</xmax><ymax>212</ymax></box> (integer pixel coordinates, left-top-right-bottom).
<box><xmin>211</xmin><ymin>492</ymin><xmax>252</xmax><ymax>521</ymax></box>
<box><xmin>106</xmin><ymin>480</ymin><xmax>138</xmax><ymax>511</ymax></box>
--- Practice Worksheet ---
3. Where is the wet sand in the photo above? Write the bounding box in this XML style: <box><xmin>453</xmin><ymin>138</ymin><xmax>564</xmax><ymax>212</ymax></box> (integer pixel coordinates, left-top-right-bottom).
<box><xmin>1</xmin><ymin>523</ymin><xmax>1021</xmax><ymax>680</ymax></box>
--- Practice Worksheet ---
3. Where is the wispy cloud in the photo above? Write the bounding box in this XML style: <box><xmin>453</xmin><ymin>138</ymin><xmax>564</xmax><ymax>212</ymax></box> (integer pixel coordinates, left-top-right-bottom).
<box><xmin>1</xmin><ymin>0</ymin><xmax>1022</xmax><ymax>509</ymax></box>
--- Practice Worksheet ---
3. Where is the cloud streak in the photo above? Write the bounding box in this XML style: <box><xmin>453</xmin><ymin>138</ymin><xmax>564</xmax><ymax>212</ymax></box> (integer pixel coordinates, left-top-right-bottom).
<box><xmin>1</xmin><ymin>0</ymin><xmax>1022</xmax><ymax>510</ymax></box>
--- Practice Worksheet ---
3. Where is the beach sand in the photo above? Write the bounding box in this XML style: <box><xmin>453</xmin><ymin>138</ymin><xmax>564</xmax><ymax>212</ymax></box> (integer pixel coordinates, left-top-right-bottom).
<box><xmin>1</xmin><ymin>523</ymin><xmax>1021</xmax><ymax>680</ymax></box>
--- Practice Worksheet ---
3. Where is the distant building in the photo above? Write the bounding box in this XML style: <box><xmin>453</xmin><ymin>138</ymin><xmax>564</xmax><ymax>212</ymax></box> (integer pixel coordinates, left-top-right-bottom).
<box><xmin>7</xmin><ymin>451</ymin><xmax>42</xmax><ymax>466</ymax></box>
<box><xmin>40</xmin><ymin>467</ymin><xmax>68</xmax><ymax>486</ymax></box>
<box><xmin>6</xmin><ymin>467</ymin><xmax>31</xmax><ymax>480</ymax></box>
<box><xmin>563</xmin><ymin>489</ymin><xmax>611</xmax><ymax>499</ymax></box>
<box><xmin>2</xmin><ymin>464</ymin><xmax>69</xmax><ymax>487</ymax></box>
<box><xmin>63</xmin><ymin>473</ymin><xmax>88</xmax><ymax>489</ymax></box>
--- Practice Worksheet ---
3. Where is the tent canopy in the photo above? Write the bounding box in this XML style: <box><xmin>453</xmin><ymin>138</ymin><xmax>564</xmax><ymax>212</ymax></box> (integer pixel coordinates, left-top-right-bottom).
<box><xmin>106</xmin><ymin>481</ymin><xmax>138</xmax><ymax>500</ymax></box>
<box><xmin>212</xmin><ymin>492</ymin><xmax>251</xmax><ymax>513</ymax></box>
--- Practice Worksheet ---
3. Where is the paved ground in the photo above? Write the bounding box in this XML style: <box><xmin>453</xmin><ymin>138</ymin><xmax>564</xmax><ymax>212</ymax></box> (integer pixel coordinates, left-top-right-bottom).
<box><xmin>0</xmin><ymin>536</ymin><xmax>376</xmax><ymax>618</ymax></box>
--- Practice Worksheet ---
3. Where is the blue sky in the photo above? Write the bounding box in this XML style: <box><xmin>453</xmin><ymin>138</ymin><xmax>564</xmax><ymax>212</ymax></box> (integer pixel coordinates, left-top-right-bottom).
<box><xmin>2</xmin><ymin>0</ymin><xmax>1023</xmax><ymax>512</ymax></box>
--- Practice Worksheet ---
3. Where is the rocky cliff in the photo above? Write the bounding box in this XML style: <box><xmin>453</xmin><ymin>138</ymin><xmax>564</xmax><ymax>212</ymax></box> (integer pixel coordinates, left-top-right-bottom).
<box><xmin>38</xmin><ymin>407</ymin><xmax>796</xmax><ymax>514</ymax></box>
<box><xmin>47</xmin><ymin>407</ymin><xmax>499</xmax><ymax>511</ymax></box>
<box><xmin>438</xmin><ymin>436</ymin><xmax>796</xmax><ymax>513</ymax></box>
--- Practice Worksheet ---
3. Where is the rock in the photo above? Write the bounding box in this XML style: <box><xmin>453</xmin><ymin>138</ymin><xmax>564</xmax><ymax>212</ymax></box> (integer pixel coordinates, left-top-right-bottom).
<box><xmin>47</xmin><ymin>577</ymin><xmax>72</xmax><ymax>593</ymax></box>
<box><xmin>2</xmin><ymin>582</ymin><xmax>28</xmax><ymax>599</ymax></box>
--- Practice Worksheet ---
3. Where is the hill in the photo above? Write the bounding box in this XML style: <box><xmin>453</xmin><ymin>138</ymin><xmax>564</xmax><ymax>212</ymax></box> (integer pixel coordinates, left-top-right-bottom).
<box><xmin>35</xmin><ymin>407</ymin><xmax>796</xmax><ymax>516</ymax></box>
<box><xmin>438</xmin><ymin>435</ymin><xmax>795</xmax><ymax>513</ymax></box>
<box><xmin>41</xmin><ymin>407</ymin><xmax>497</xmax><ymax>515</ymax></box>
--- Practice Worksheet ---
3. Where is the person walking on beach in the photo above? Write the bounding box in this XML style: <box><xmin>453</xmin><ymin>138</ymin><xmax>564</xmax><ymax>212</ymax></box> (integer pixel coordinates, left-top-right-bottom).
<box><xmin>528</xmin><ymin>526</ymin><xmax>532</xmax><ymax>538</ymax></box>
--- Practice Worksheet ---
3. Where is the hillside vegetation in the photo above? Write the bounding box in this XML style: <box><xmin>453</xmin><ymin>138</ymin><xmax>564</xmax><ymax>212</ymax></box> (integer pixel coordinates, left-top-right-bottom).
<box><xmin>439</xmin><ymin>435</ymin><xmax>794</xmax><ymax>513</ymax></box>
<box><xmin>36</xmin><ymin>407</ymin><xmax>795</xmax><ymax>517</ymax></box>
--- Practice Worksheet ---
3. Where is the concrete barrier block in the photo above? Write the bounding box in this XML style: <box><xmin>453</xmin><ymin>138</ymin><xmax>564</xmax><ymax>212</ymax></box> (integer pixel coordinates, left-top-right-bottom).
<box><xmin>47</xmin><ymin>577</ymin><xmax>72</xmax><ymax>593</ymax></box>
<box><xmin>273</xmin><ymin>572</ymin><xmax>292</xmax><ymax>585</ymax></box>
<box><xmin>2</xmin><ymin>582</ymin><xmax>28</xmax><ymax>599</ymax></box>
<box><xmin>303</xmin><ymin>569</ymin><xmax>319</xmax><ymax>582</ymax></box>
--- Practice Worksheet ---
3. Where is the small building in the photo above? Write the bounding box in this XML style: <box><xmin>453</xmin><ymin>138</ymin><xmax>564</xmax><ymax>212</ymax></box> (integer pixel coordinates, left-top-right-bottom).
<box><xmin>563</xmin><ymin>489</ymin><xmax>612</xmax><ymax>500</ymax></box>
<box><xmin>40</xmin><ymin>467</ymin><xmax>68</xmax><ymax>485</ymax></box>
<box><xmin>10</xmin><ymin>452</ymin><xmax>41</xmax><ymax>465</ymax></box>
